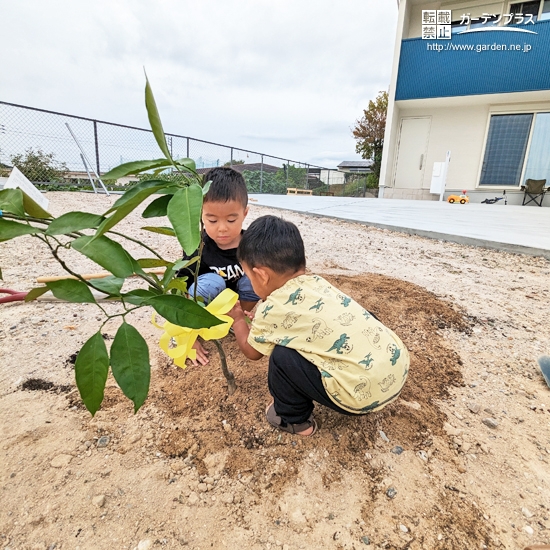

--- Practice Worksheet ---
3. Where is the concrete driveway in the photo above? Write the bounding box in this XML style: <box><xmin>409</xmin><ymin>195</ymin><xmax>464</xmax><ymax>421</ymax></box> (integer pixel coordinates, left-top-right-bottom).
<box><xmin>248</xmin><ymin>195</ymin><xmax>550</xmax><ymax>259</ymax></box>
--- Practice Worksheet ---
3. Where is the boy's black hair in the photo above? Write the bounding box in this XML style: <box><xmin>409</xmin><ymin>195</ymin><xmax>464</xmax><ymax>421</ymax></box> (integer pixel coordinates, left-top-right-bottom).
<box><xmin>238</xmin><ymin>215</ymin><xmax>306</xmax><ymax>274</ymax></box>
<box><xmin>203</xmin><ymin>167</ymin><xmax>248</xmax><ymax>208</ymax></box>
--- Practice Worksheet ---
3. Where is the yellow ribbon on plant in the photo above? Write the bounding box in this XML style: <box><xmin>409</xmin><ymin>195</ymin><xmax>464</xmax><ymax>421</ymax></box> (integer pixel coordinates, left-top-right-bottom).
<box><xmin>152</xmin><ymin>288</ymin><xmax>238</xmax><ymax>368</ymax></box>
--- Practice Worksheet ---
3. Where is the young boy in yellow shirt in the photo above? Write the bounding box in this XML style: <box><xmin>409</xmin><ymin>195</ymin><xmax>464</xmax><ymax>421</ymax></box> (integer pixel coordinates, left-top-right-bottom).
<box><xmin>228</xmin><ymin>215</ymin><xmax>409</xmax><ymax>436</ymax></box>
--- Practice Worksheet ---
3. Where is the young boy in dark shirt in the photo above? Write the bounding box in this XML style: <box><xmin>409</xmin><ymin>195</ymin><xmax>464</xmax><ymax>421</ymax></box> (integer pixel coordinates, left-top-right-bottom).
<box><xmin>178</xmin><ymin>167</ymin><xmax>260</xmax><ymax>364</ymax></box>
<box><xmin>228</xmin><ymin>216</ymin><xmax>410</xmax><ymax>436</ymax></box>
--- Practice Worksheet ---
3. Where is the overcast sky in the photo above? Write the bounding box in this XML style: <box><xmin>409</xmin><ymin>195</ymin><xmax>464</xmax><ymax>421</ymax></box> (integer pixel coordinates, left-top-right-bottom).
<box><xmin>1</xmin><ymin>1</ymin><xmax>398</xmax><ymax>169</ymax></box>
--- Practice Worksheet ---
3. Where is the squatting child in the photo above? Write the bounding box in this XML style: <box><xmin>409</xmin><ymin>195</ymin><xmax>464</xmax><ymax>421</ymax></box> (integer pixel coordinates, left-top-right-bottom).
<box><xmin>178</xmin><ymin>167</ymin><xmax>260</xmax><ymax>364</ymax></box>
<box><xmin>228</xmin><ymin>215</ymin><xmax>410</xmax><ymax>436</ymax></box>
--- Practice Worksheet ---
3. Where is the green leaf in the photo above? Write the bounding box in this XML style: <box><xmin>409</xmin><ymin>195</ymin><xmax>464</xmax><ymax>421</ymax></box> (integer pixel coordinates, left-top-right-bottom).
<box><xmin>145</xmin><ymin>73</ymin><xmax>173</xmax><ymax>163</ymax></box>
<box><xmin>0</xmin><ymin>189</ymin><xmax>25</xmax><ymax>216</ymax></box>
<box><xmin>108</xmin><ymin>180</ymin><xmax>169</xmax><ymax>213</ymax></box>
<box><xmin>110</xmin><ymin>322</ymin><xmax>151</xmax><ymax>413</ymax></box>
<box><xmin>160</xmin><ymin>257</ymin><xmax>193</xmax><ymax>287</ymax></box>
<box><xmin>167</xmin><ymin>185</ymin><xmax>203</xmax><ymax>255</ymax></box>
<box><xmin>166</xmin><ymin>278</ymin><xmax>188</xmax><ymax>293</ymax></box>
<box><xmin>46</xmin><ymin>279</ymin><xmax>97</xmax><ymax>303</ymax></box>
<box><xmin>71</xmin><ymin>235</ymin><xmax>137</xmax><ymax>278</ymax></box>
<box><xmin>95</xmin><ymin>181</ymin><xmax>168</xmax><ymax>239</ymax></box>
<box><xmin>21</xmin><ymin>195</ymin><xmax>52</xmax><ymax>219</ymax></box>
<box><xmin>0</xmin><ymin>218</ymin><xmax>43</xmax><ymax>241</ymax></box>
<box><xmin>75</xmin><ymin>332</ymin><xmax>109</xmax><ymax>416</ymax></box>
<box><xmin>121</xmin><ymin>288</ymin><xmax>160</xmax><ymax>306</ymax></box>
<box><xmin>24</xmin><ymin>286</ymin><xmax>49</xmax><ymax>302</ymax></box>
<box><xmin>174</xmin><ymin>158</ymin><xmax>197</xmax><ymax>174</ymax></box>
<box><xmin>147</xmin><ymin>294</ymin><xmax>223</xmax><ymax>329</ymax></box>
<box><xmin>141</xmin><ymin>226</ymin><xmax>176</xmax><ymax>236</ymax></box>
<box><xmin>137</xmin><ymin>258</ymin><xmax>172</xmax><ymax>268</ymax></box>
<box><xmin>89</xmin><ymin>276</ymin><xmax>125</xmax><ymax>295</ymax></box>
<box><xmin>45</xmin><ymin>212</ymin><xmax>105</xmax><ymax>235</ymax></box>
<box><xmin>101</xmin><ymin>158</ymin><xmax>173</xmax><ymax>180</ymax></box>
<box><xmin>142</xmin><ymin>194</ymin><xmax>172</xmax><ymax>218</ymax></box>
<box><xmin>202</xmin><ymin>180</ymin><xmax>212</xmax><ymax>196</ymax></box>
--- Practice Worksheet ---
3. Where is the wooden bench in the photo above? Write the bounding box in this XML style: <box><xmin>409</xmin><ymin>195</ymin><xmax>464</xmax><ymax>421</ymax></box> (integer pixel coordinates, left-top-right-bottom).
<box><xmin>287</xmin><ymin>187</ymin><xmax>313</xmax><ymax>196</ymax></box>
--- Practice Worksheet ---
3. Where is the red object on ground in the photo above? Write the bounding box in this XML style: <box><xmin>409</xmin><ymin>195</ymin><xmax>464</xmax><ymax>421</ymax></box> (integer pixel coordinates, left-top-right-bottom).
<box><xmin>0</xmin><ymin>288</ymin><xmax>29</xmax><ymax>304</ymax></box>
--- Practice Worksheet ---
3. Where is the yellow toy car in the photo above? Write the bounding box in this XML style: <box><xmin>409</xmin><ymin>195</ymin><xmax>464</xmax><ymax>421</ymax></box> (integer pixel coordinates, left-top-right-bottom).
<box><xmin>447</xmin><ymin>191</ymin><xmax>469</xmax><ymax>204</ymax></box>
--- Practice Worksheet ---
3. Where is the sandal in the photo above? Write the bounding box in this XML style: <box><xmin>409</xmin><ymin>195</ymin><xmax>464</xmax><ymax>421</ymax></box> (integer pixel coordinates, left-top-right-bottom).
<box><xmin>265</xmin><ymin>403</ymin><xmax>317</xmax><ymax>436</ymax></box>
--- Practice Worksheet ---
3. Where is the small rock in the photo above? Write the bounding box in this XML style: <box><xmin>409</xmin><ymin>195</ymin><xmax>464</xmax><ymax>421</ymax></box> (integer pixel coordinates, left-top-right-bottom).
<box><xmin>484</xmin><ymin>407</ymin><xmax>496</xmax><ymax>415</ymax></box>
<box><xmin>521</xmin><ymin>507</ymin><xmax>534</xmax><ymax>518</ymax></box>
<box><xmin>198</xmin><ymin>483</ymin><xmax>208</xmax><ymax>493</ymax></box>
<box><xmin>136</xmin><ymin>540</ymin><xmax>153</xmax><ymax>550</ymax></box>
<box><xmin>467</xmin><ymin>402</ymin><xmax>481</xmax><ymax>414</ymax></box>
<box><xmin>379</xmin><ymin>431</ymin><xmax>390</xmax><ymax>442</ymax></box>
<box><xmin>391</xmin><ymin>446</ymin><xmax>404</xmax><ymax>455</ymax></box>
<box><xmin>97</xmin><ymin>436</ymin><xmax>110</xmax><ymax>448</ymax></box>
<box><xmin>361</xmin><ymin>536</ymin><xmax>370</xmax><ymax>545</ymax></box>
<box><xmin>461</xmin><ymin>442</ymin><xmax>472</xmax><ymax>453</ymax></box>
<box><xmin>222</xmin><ymin>422</ymin><xmax>232</xmax><ymax>433</ymax></box>
<box><xmin>92</xmin><ymin>495</ymin><xmax>106</xmax><ymax>507</ymax></box>
<box><xmin>482</xmin><ymin>418</ymin><xmax>499</xmax><ymax>429</ymax></box>
<box><xmin>457</xmin><ymin>464</ymin><xmax>467</xmax><ymax>473</ymax></box>
<box><xmin>221</xmin><ymin>493</ymin><xmax>234</xmax><ymax>504</ymax></box>
<box><xmin>400</xmin><ymin>400</ymin><xmax>421</xmax><ymax>410</ymax></box>
<box><xmin>50</xmin><ymin>454</ymin><xmax>73</xmax><ymax>468</ymax></box>
<box><xmin>399</xmin><ymin>524</ymin><xmax>408</xmax><ymax>533</ymax></box>
<box><xmin>444</xmin><ymin>423</ymin><xmax>462</xmax><ymax>437</ymax></box>
<box><xmin>386</xmin><ymin>487</ymin><xmax>397</xmax><ymax>499</ymax></box>
<box><xmin>188</xmin><ymin>492</ymin><xmax>199</xmax><ymax>505</ymax></box>
<box><xmin>129</xmin><ymin>434</ymin><xmax>141</xmax><ymax>444</ymax></box>
<box><xmin>417</xmin><ymin>450</ymin><xmax>428</xmax><ymax>462</ymax></box>
<box><xmin>522</xmin><ymin>525</ymin><xmax>534</xmax><ymax>535</ymax></box>
<box><xmin>170</xmin><ymin>460</ymin><xmax>185</xmax><ymax>472</ymax></box>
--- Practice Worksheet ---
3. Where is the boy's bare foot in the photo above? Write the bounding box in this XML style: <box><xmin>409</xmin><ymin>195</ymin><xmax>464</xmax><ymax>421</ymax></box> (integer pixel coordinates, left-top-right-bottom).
<box><xmin>265</xmin><ymin>403</ymin><xmax>317</xmax><ymax>436</ymax></box>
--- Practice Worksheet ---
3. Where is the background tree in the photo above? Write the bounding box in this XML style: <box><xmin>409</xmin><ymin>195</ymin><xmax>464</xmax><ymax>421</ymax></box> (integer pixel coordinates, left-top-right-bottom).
<box><xmin>352</xmin><ymin>90</ymin><xmax>388</xmax><ymax>183</ymax></box>
<box><xmin>10</xmin><ymin>148</ymin><xmax>68</xmax><ymax>182</ymax></box>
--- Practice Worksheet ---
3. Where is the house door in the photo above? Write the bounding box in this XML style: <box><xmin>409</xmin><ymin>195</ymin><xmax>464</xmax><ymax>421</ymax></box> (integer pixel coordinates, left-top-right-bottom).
<box><xmin>393</xmin><ymin>117</ymin><xmax>431</xmax><ymax>189</ymax></box>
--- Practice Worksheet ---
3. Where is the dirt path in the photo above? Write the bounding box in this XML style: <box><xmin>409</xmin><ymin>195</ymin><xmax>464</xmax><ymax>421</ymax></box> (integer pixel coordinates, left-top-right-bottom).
<box><xmin>1</xmin><ymin>192</ymin><xmax>549</xmax><ymax>550</ymax></box>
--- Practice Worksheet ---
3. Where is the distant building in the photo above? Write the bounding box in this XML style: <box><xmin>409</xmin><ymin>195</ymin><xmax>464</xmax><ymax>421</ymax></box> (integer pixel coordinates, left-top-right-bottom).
<box><xmin>379</xmin><ymin>0</ymin><xmax>550</xmax><ymax>205</ymax></box>
<box><xmin>337</xmin><ymin>160</ymin><xmax>373</xmax><ymax>174</ymax></box>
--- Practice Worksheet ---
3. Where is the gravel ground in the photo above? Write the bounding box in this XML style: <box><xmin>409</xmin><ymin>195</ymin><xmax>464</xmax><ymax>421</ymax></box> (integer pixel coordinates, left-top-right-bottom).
<box><xmin>0</xmin><ymin>192</ymin><xmax>549</xmax><ymax>550</ymax></box>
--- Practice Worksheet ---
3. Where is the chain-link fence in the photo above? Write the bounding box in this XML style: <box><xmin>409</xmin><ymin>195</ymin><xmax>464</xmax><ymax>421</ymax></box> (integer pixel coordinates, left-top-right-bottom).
<box><xmin>0</xmin><ymin>101</ymin><xmax>350</xmax><ymax>195</ymax></box>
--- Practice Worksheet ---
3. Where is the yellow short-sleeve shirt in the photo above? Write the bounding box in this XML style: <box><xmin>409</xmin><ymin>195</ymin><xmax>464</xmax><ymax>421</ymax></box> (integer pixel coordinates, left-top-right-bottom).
<box><xmin>248</xmin><ymin>275</ymin><xmax>409</xmax><ymax>413</ymax></box>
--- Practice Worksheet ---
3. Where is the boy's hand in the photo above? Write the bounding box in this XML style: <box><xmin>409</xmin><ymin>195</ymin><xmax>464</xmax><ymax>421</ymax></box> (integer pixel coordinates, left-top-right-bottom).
<box><xmin>188</xmin><ymin>339</ymin><xmax>209</xmax><ymax>366</ymax></box>
<box><xmin>243</xmin><ymin>309</ymin><xmax>255</xmax><ymax>322</ymax></box>
<box><xmin>227</xmin><ymin>301</ymin><xmax>247</xmax><ymax>324</ymax></box>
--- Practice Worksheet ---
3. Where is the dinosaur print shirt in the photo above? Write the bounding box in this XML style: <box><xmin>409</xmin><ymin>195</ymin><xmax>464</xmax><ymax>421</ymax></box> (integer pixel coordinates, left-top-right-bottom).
<box><xmin>248</xmin><ymin>275</ymin><xmax>410</xmax><ymax>414</ymax></box>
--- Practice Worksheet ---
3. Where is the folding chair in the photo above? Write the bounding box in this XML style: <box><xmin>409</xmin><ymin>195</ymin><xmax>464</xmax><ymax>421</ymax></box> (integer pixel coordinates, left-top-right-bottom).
<box><xmin>521</xmin><ymin>178</ymin><xmax>547</xmax><ymax>207</ymax></box>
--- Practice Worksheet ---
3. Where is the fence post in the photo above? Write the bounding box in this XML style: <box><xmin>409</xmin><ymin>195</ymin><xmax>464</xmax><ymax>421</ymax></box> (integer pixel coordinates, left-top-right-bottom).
<box><xmin>93</xmin><ymin>121</ymin><xmax>100</xmax><ymax>175</ymax></box>
<box><xmin>286</xmin><ymin>162</ymin><xmax>289</xmax><ymax>187</ymax></box>
<box><xmin>260</xmin><ymin>155</ymin><xmax>264</xmax><ymax>193</ymax></box>
<box><xmin>186</xmin><ymin>137</ymin><xmax>190</xmax><ymax>158</ymax></box>
<box><xmin>305</xmin><ymin>164</ymin><xmax>309</xmax><ymax>190</ymax></box>
<box><xmin>230</xmin><ymin>147</ymin><xmax>233</xmax><ymax>167</ymax></box>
